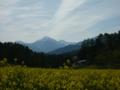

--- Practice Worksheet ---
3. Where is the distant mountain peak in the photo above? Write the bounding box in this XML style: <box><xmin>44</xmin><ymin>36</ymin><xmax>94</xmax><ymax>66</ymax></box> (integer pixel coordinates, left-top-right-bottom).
<box><xmin>35</xmin><ymin>36</ymin><xmax>50</xmax><ymax>42</ymax></box>
<box><xmin>43</xmin><ymin>36</ymin><xmax>50</xmax><ymax>39</ymax></box>
<box><xmin>41</xmin><ymin>36</ymin><xmax>54</xmax><ymax>42</ymax></box>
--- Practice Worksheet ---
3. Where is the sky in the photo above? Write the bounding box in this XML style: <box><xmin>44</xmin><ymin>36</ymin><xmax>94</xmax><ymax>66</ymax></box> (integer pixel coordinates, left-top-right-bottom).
<box><xmin>0</xmin><ymin>0</ymin><xmax>120</xmax><ymax>43</ymax></box>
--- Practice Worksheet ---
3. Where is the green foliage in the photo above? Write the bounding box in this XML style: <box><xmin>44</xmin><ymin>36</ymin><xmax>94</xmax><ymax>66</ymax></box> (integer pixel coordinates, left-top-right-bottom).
<box><xmin>93</xmin><ymin>50</ymin><xmax>120</xmax><ymax>68</ymax></box>
<box><xmin>107</xmin><ymin>50</ymin><xmax>120</xmax><ymax>63</ymax></box>
<box><xmin>93</xmin><ymin>55</ymin><xmax>108</xmax><ymax>66</ymax></box>
<box><xmin>78</xmin><ymin>30</ymin><xmax>120</xmax><ymax>66</ymax></box>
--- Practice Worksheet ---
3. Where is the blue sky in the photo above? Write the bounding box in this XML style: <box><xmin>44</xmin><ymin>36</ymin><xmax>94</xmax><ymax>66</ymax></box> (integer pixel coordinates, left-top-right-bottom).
<box><xmin>0</xmin><ymin>0</ymin><xmax>120</xmax><ymax>43</ymax></box>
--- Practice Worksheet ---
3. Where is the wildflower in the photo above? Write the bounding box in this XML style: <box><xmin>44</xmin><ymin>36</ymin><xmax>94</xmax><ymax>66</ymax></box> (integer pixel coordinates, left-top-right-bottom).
<box><xmin>56</xmin><ymin>84</ymin><xmax>60</xmax><ymax>89</ymax></box>
<box><xmin>12</xmin><ymin>81</ymin><xmax>17</xmax><ymax>86</ymax></box>
<box><xmin>22</xmin><ymin>61</ymin><xmax>24</xmax><ymax>65</ymax></box>
<box><xmin>66</xmin><ymin>59</ymin><xmax>70</xmax><ymax>64</ymax></box>
<box><xmin>33</xmin><ymin>88</ymin><xmax>37</xmax><ymax>90</ymax></box>
<box><xmin>14</xmin><ymin>58</ymin><xmax>17</xmax><ymax>62</ymax></box>
<box><xmin>24</xmin><ymin>65</ymin><xmax>26</xmax><ymax>68</ymax></box>
<box><xmin>63</xmin><ymin>63</ymin><xmax>66</xmax><ymax>66</ymax></box>
<box><xmin>3</xmin><ymin>58</ymin><xmax>7</xmax><ymax>63</ymax></box>
<box><xmin>72</xmin><ymin>64</ymin><xmax>75</xmax><ymax>68</ymax></box>
<box><xmin>39</xmin><ymin>83</ymin><xmax>44</xmax><ymax>88</ymax></box>
<box><xmin>23</xmin><ymin>82</ymin><xmax>27</xmax><ymax>88</ymax></box>
<box><xmin>0</xmin><ymin>83</ymin><xmax>2</xmax><ymax>85</ymax></box>
<box><xmin>62</xmin><ymin>85</ymin><xmax>67</xmax><ymax>89</ymax></box>
<box><xmin>64</xmin><ymin>65</ymin><xmax>68</xmax><ymax>69</ymax></box>
<box><xmin>29</xmin><ymin>83</ymin><xmax>33</xmax><ymax>89</ymax></box>
<box><xmin>20</xmin><ymin>84</ymin><xmax>22</xmax><ymax>87</ymax></box>
<box><xmin>59</xmin><ymin>66</ymin><xmax>62</xmax><ymax>69</ymax></box>
<box><xmin>0</xmin><ymin>61</ymin><xmax>4</xmax><ymax>64</ymax></box>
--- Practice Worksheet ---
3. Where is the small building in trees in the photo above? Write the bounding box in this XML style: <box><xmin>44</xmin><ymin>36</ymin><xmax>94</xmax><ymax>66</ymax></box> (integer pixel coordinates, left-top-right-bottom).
<box><xmin>77</xmin><ymin>60</ymin><xmax>86</xmax><ymax>65</ymax></box>
<box><xmin>72</xmin><ymin>56</ymin><xmax>92</xmax><ymax>65</ymax></box>
<box><xmin>77</xmin><ymin>60</ymin><xmax>92</xmax><ymax>65</ymax></box>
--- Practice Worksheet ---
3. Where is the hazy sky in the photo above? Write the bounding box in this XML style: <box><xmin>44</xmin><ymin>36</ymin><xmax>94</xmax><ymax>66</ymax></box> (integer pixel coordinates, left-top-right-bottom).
<box><xmin>0</xmin><ymin>0</ymin><xmax>120</xmax><ymax>43</ymax></box>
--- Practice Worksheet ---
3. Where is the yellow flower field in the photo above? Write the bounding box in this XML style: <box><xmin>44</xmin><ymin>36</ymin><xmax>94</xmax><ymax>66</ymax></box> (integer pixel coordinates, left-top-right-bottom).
<box><xmin>0</xmin><ymin>58</ymin><xmax>120</xmax><ymax>90</ymax></box>
<box><xmin>0</xmin><ymin>65</ymin><xmax>120</xmax><ymax>90</ymax></box>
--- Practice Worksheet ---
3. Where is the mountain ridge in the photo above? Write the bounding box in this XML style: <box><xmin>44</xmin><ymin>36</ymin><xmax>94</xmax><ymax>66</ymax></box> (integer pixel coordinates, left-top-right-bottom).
<box><xmin>48</xmin><ymin>36</ymin><xmax>98</xmax><ymax>54</ymax></box>
<box><xmin>15</xmin><ymin>36</ymin><xmax>98</xmax><ymax>54</ymax></box>
<box><xmin>47</xmin><ymin>45</ymin><xmax>81</xmax><ymax>55</ymax></box>
<box><xmin>15</xmin><ymin>36</ymin><xmax>76</xmax><ymax>53</ymax></box>
<box><xmin>59</xmin><ymin>40</ymin><xmax>76</xmax><ymax>46</ymax></box>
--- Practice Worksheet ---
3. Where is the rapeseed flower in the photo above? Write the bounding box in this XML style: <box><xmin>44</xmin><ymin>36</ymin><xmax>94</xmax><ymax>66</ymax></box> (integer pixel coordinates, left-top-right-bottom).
<box><xmin>64</xmin><ymin>65</ymin><xmax>69</xmax><ymax>69</ymax></box>
<box><xmin>59</xmin><ymin>66</ymin><xmax>62</xmax><ymax>69</ymax></box>
<box><xmin>0</xmin><ymin>60</ymin><xmax>4</xmax><ymax>64</ymax></box>
<box><xmin>72</xmin><ymin>64</ymin><xmax>75</xmax><ymax>68</ymax></box>
<box><xmin>14</xmin><ymin>58</ymin><xmax>17</xmax><ymax>62</ymax></box>
<box><xmin>56</xmin><ymin>84</ymin><xmax>60</xmax><ymax>89</ymax></box>
<box><xmin>22</xmin><ymin>61</ymin><xmax>24</xmax><ymax>65</ymax></box>
<box><xmin>12</xmin><ymin>81</ymin><xmax>17</xmax><ymax>86</ymax></box>
<box><xmin>3</xmin><ymin>58</ymin><xmax>7</xmax><ymax>63</ymax></box>
<box><xmin>0</xmin><ymin>62</ymin><xmax>120</xmax><ymax>90</ymax></box>
<box><xmin>63</xmin><ymin>63</ymin><xmax>66</xmax><ymax>66</ymax></box>
<box><xmin>66</xmin><ymin>59</ymin><xmax>70</xmax><ymax>65</ymax></box>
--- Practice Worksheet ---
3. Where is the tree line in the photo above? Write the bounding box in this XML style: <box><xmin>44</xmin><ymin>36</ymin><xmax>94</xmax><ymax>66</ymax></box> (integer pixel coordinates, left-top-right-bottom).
<box><xmin>0</xmin><ymin>42</ymin><xmax>73</xmax><ymax>68</ymax></box>
<box><xmin>77</xmin><ymin>30</ymin><xmax>120</xmax><ymax>68</ymax></box>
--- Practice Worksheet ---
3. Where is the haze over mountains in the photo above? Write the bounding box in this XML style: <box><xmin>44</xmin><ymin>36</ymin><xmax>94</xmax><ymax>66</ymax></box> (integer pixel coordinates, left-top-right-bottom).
<box><xmin>15</xmin><ymin>36</ymin><xmax>77</xmax><ymax>53</ymax></box>
<box><xmin>58</xmin><ymin>40</ymin><xmax>76</xmax><ymax>46</ymax></box>
<box><xmin>15</xmin><ymin>36</ymin><xmax>98</xmax><ymax>54</ymax></box>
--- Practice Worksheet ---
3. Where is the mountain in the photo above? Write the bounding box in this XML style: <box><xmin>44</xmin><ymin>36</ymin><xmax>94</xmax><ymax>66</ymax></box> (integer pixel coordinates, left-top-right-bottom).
<box><xmin>48</xmin><ymin>36</ymin><xmax>98</xmax><ymax>55</ymax></box>
<box><xmin>15</xmin><ymin>36</ymin><xmax>98</xmax><ymax>54</ymax></box>
<box><xmin>59</xmin><ymin>40</ymin><xmax>76</xmax><ymax>46</ymax></box>
<box><xmin>15</xmin><ymin>41</ymin><xmax>43</xmax><ymax>52</ymax></box>
<box><xmin>15</xmin><ymin>36</ymin><xmax>66</xmax><ymax>53</ymax></box>
<box><xmin>48</xmin><ymin>45</ymin><xmax>81</xmax><ymax>55</ymax></box>
<box><xmin>31</xmin><ymin>36</ymin><xmax>65</xmax><ymax>52</ymax></box>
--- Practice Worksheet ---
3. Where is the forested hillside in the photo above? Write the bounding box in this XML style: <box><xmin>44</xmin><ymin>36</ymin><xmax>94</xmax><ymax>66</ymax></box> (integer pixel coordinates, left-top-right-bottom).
<box><xmin>77</xmin><ymin>30</ymin><xmax>120</xmax><ymax>68</ymax></box>
<box><xmin>0</xmin><ymin>42</ymin><xmax>73</xmax><ymax>68</ymax></box>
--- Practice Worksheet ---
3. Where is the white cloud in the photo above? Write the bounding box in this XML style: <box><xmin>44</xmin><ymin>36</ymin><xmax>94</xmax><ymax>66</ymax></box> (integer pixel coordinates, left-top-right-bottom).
<box><xmin>0</xmin><ymin>0</ymin><xmax>120</xmax><ymax>43</ymax></box>
<box><xmin>48</xmin><ymin>0</ymin><xmax>120</xmax><ymax>39</ymax></box>
<box><xmin>53</xmin><ymin>0</ymin><xmax>85</xmax><ymax>23</ymax></box>
<box><xmin>48</xmin><ymin>0</ymin><xmax>86</xmax><ymax>37</ymax></box>
<box><xmin>0</xmin><ymin>0</ymin><xmax>19</xmax><ymax>6</ymax></box>
<box><xmin>17</xmin><ymin>14</ymin><xmax>41</xmax><ymax>18</ymax></box>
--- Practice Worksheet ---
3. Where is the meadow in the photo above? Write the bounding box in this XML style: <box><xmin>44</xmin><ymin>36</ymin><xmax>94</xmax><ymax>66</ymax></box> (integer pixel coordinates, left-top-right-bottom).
<box><xmin>0</xmin><ymin>58</ymin><xmax>120</xmax><ymax>90</ymax></box>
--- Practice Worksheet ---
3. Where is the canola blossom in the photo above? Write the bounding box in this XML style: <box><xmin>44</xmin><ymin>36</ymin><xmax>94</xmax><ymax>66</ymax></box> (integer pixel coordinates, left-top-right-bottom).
<box><xmin>0</xmin><ymin>59</ymin><xmax>120</xmax><ymax>90</ymax></box>
<box><xmin>14</xmin><ymin>58</ymin><xmax>17</xmax><ymax>62</ymax></box>
<box><xmin>0</xmin><ymin>66</ymin><xmax>120</xmax><ymax>90</ymax></box>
